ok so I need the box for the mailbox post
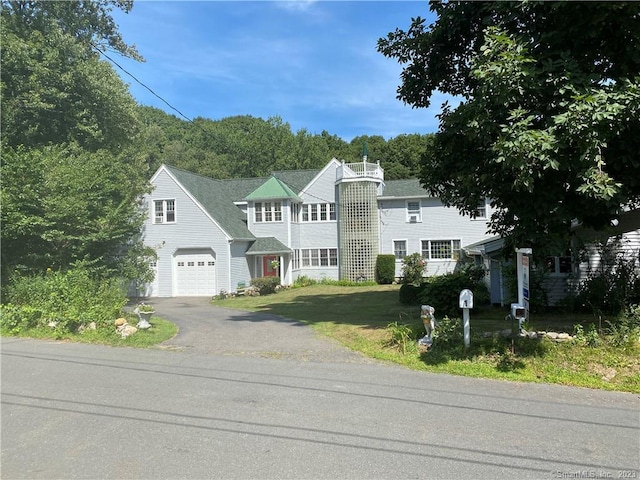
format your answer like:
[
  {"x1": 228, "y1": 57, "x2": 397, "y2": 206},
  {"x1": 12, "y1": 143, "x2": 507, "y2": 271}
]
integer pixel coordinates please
[{"x1": 459, "y1": 289, "x2": 473, "y2": 348}]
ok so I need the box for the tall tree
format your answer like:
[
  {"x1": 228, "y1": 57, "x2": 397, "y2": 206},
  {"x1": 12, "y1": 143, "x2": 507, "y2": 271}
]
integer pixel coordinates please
[
  {"x1": 1, "y1": 1, "x2": 153, "y2": 282},
  {"x1": 379, "y1": 2, "x2": 640, "y2": 251},
  {"x1": 1, "y1": 0, "x2": 142, "y2": 151}
]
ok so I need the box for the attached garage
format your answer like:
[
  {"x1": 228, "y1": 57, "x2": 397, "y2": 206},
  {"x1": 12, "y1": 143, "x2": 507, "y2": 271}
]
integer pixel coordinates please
[{"x1": 174, "y1": 249, "x2": 216, "y2": 296}]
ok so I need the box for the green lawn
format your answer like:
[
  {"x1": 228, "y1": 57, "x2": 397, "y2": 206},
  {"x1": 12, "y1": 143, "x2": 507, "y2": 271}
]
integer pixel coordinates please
[
  {"x1": 214, "y1": 284, "x2": 640, "y2": 393},
  {"x1": 2, "y1": 315, "x2": 178, "y2": 349}
]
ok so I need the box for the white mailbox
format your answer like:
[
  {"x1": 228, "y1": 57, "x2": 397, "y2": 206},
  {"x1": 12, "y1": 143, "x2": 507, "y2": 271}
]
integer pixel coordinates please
[
  {"x1": 459, "y1": 289, "x2": 474, "y2": 309},
  {"x1": 511, "y1": 303, "x2": 526, "y2": 320}
]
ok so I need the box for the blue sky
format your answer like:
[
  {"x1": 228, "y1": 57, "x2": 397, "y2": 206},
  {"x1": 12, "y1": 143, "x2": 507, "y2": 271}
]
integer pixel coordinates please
[{"x1": 111, "y1": 1, "x2": 443, "y2": 141}]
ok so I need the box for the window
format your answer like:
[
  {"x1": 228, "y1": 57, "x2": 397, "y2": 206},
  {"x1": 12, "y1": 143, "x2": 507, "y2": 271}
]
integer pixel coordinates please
[
  {"x1": 475, "y1": 199, "x2": 487, "y2": 219},
  {"x1": 545, "y1": 254, "x2": 572, "y2": 274},
  {"x1": 298, "y1": 249, "x2": 338, "y2": 268},
  {"x1": 407, "y1": 201, "x2": 421, "y2": 223},
  {"x1": 320, "y1": 204, "x2": 327, "y2": 221},
  {"x1": 292, "y1": 204, "x2": 300, "y2": 223},
  {"x1": 154, "y1": 200, "x2": 176, "y2": 224},
  {"x1": 421, "y1": 240, "x2": 429, "y2": 259},
  {"x1": 329, "y1": 249, "x2": 338, "y2": 266},
  {"x1": 425, "y1": 240, "x2": 461, "y2": 260},
  {"x1": 254, "y1": 201, "x2": 282, "y2": 223},
  {"x1": 299, "y1": 203, "x2": 336, "y2": 222},
  {"x1": 394, "y1": 240, "x2": 407, "y2": 260},
  {"x1": 320, "y1": 249, "x2": 329, "y2": 266}
]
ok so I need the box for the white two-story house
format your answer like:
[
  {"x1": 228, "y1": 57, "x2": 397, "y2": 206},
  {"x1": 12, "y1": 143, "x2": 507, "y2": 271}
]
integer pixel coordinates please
[{"x1": 138, "y1": 158, "x2": 494, "y2": 297}]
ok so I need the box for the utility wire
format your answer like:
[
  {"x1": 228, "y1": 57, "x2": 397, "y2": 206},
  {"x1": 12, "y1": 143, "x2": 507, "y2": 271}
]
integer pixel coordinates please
[{"x1": 90, "y1": 43, "x2": 195, "y2": 124}]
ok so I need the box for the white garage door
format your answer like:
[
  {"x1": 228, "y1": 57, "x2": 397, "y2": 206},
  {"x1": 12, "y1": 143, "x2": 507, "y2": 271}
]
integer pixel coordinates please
[{"x1": 175, "y1": 251, "x2": 216, "y2": 296}]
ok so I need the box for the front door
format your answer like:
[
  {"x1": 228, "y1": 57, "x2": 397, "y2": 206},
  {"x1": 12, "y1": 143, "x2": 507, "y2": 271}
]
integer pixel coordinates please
[{"x1": 263, "y1": 255, "x2": 279, "y2": 277}]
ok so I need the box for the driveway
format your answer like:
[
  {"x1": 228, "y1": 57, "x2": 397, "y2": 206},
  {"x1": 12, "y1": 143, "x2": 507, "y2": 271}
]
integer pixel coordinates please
[{"x1": 143, "y1": 297, "x2": 374, "y2": 363}]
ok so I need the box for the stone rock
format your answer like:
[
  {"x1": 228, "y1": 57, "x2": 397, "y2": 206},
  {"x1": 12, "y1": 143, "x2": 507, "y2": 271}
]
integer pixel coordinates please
[
  {"x1": 47, "y1": 321, "x2": 57, "y2": 328},
  {"x1": 117, "y1": 324, "x2": 138, "y2": 338},
  {"x1": 557, "y1": 333, "x2": 571, "y2": 340},
  {"x1": 114, "y1": 318, "x2": 127, "y2": 327},
  {"x1": 546, "y1": 332, "x2": 559, "y2": 339},
  {"x1": 528, "y1": 332, "x2": 538, "y2": 339},
  {"x1": 88, "y1": 322, "x2": 97, "y2": 330}
]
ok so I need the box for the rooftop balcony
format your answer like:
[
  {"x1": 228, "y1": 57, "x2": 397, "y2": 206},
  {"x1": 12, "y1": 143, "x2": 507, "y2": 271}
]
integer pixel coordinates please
[{"x1": 336, "y1": 159, "x2": 384, "y2": 183}]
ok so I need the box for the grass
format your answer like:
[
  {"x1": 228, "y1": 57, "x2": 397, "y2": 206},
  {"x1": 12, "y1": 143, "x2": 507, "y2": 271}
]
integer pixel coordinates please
[
  {"x1": 2, "y1": 314, "x2": 178, "y2": 349},
  {"x1": 214, "y1": 284, "x2": 640, "y2": 393}
]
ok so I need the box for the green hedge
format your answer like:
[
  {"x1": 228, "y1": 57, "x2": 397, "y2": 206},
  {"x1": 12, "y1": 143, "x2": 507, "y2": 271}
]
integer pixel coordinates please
[
  {"x1": 250, "y1": 276, "x2": 281, "y2": 295},
  {"x1": 375, "y1": 255, "x2": 396, "y2": 284},
  {"x1": 418, "y1": 266, "x2": 489, "y2": 317}
]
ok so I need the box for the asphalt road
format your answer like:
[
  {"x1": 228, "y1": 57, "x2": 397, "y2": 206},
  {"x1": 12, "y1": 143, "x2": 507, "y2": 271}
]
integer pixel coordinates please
[{"x1": 1, "y1": 299, "x2": 639, "y2": 480}]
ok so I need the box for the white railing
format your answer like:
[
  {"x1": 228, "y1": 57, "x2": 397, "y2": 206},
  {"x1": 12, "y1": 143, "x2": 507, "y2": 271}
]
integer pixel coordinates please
[{"x1": 336, "y1": 160, "x2": 384, "y2": 182}]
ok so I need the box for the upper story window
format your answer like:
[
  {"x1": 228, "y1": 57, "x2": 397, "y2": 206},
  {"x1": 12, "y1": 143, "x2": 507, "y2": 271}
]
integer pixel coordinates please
[
  {"x1": 475, "y1": 199, "x2": 487, "y2": 219},
  {"x1": 407, "y1": 201, "x2": 421, "y2": 223},
  {"x1": 154, "y1": 199, "x2": 176, "y2": 224},
  {"x1": 393, "y1": 240, "x2": 407, "y2": 260},
  {"x1": 300, "y1": 203, "x2": 336, "y2": 222},
  {"x1": 422, "y1": 239, "x2": 461, "y2": 260},
  {"x1": 255, "y1": 201, "x2": 282, "y2": 223}
]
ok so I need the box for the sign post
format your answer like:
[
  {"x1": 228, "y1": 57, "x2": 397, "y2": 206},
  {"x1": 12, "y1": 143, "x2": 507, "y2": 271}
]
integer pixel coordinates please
[{"x1": 515, "y1": 248, "x2": 532, "y2": 320}]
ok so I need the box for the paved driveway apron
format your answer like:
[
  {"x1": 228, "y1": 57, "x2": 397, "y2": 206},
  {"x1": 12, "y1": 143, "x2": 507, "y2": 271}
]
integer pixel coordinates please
[{"x1": 148, "y1": 297, "x2": 373, "y2": 363}]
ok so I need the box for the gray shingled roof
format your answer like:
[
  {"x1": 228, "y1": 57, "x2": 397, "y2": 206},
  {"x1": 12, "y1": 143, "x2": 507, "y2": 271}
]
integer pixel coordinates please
[
  {"x1": 272, "y1": 169, "x2": 321, "y2": 193},
  {"x1": 380, "y1": 178, "x2": 431, "y2": 198},
  {"x1": 164, "y1": 165, "x2": 255, "y2": 240},
  {"x1": 163, "y1": 164, "x2": 430, "y2": 241},
  {"x1": 245, "y1": 237, "x2": 292, "y2": 255}
]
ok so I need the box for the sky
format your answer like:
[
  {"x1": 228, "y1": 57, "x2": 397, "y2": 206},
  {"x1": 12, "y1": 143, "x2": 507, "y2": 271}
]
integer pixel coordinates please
[{"x1": 110, "y1": 1, "x2": 443, "y2": 142}]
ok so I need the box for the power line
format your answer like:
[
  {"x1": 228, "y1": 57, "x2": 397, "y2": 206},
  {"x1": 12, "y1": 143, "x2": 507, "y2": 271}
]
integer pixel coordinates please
[{"x1": 90, "y1": 43, "x2": 195, "y2": 124}]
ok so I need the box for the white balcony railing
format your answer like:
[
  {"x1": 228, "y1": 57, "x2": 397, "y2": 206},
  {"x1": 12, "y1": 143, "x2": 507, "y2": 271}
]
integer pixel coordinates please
[{"x1": 336, "y1": 160, "x2": 384, "y2": 182}]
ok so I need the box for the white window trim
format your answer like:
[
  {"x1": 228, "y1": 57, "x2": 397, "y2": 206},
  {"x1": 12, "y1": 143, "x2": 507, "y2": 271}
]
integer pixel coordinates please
[
  {"x1": 300, "y1": 203, "x2": 337, "y2": 223},
  {"x1": 254, "y1": 201, "x2": 283, "y2": 223},
  {"x1": 297, "y1": 248, "x2": 338, "y2": 268},
  {"x1": 423, "y1": 239, "x2": 461, "y2": 261},
  {"x1": 153, "y1": 199, "x2": 176, "y2": 224},
  {"x1": 406, "y1": 200, "x2": 422, "y2": 223},
  {"x1": 473, "y1": 198, "x2": 488, "y2": 220},
  {"x1": 393, "y1": 239, "x2": 407, "y2": 261}
]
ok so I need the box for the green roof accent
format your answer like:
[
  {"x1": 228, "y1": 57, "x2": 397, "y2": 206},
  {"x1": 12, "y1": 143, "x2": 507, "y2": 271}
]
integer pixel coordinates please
[
  {"x1": 164, "y1": 165, "x2": 255, "y2": 240},
  {"x1": 245, "y1": 237, "x2": 292, "y2": 255},
  {"x1": 380, "y1": 178, "x2": 431, "y2": 198},
  {"x1": 244, "y1": 176, "x2": 303, "y2": 202}
]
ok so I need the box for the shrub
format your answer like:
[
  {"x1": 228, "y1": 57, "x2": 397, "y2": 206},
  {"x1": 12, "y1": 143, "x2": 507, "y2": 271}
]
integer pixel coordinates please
[
  {"x1": 386, "y1": 321, "x2": 418, "y2": 354},
  {"x1": 401, "y1": 253, "x2": 426, "y2": 285},
  {"x1": 4, "y1": 263, "x2": 128, "y2": 333},
  {"x1": 375, "y1": 255, "x2": 396, "y2": 284},
  {"x1": 250, "y1": 276, "x2": 281, "y2": 295},
  {"x1": 399, "y1": 283, "x2": 421, "y2": 305},
  {"x1": 432, "y1": 316, "x2": 463, "y2": 350},
  {"x1": 0, "y1": 304, "x2": 44, "y2": 334},
  {"x1": 417, "y1": 266, "x2": 488, "y2": 317},
  {"x1": 293, "y1": 275, "x2": 317, "y2": 288},
  {"x1": 575, "y1": 242, "x2": 640, "y2": 315},
  {"x1": 606, "y1": 304, "x2": 640, "y2": 347}
]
